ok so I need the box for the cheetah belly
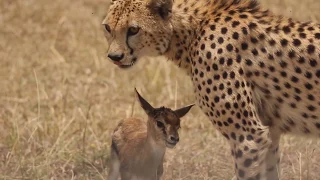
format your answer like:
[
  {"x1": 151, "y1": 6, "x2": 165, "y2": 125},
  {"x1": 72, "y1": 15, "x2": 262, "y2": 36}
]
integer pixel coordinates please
[
  {"x1": 251, "y1": 78, "x2": 320, "y2": 137},
  {"x1": 191, "y1": 69, "x2": 320, "y2": 137}
]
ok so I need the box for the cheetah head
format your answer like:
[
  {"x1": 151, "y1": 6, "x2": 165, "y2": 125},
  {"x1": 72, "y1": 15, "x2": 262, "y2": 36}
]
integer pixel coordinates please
[{"x1": 102, "y1": 0, "x2": 173, "y2": 69}]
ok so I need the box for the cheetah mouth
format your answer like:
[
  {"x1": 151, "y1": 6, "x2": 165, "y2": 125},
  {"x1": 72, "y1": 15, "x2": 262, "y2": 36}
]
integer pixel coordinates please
[{"x1": 116, "y1": 58, "x2": 137, "y2": 69}]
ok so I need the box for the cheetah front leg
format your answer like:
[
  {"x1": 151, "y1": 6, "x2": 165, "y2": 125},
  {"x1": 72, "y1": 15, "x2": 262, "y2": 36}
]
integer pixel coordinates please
[
  {"x1": 235, "y1": 128, "x2": 280, "y2": 180},
  {"x1": 228, "y1": 128, "x2": 271, "y2": 180},
  {"x1": 198, "y1": 79, "x2": 273, "y2": 180},
  {"x1": 264, "y1": 128, "x2": 281, "y2": 180},
  {"x1": 203, "y1": 100, "x2": 272, "y2": 179}
]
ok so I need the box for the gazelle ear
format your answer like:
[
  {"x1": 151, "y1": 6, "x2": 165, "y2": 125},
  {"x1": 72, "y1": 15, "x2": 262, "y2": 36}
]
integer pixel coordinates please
[
  {"x1": 147, "y1": 0, "x2": 173, "y2": 20},
  {"x1": 135, "y1": 88, "x2": 154, "y2": 115},
  {"x1": 174, "y1": 104, "x2": 194, "y2": 118}
]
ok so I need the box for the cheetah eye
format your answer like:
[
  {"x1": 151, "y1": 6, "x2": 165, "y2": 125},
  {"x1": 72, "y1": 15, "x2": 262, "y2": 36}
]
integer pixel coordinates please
[
  {"x1": 104, "y1": 24, "x2": 111, "y2": 33},
  {"x1": 128, "y1": 26, "x2": 140, "y2": 36},
  {"x1": 156, "y1": 121, "x2": 164, "y2": 128}
]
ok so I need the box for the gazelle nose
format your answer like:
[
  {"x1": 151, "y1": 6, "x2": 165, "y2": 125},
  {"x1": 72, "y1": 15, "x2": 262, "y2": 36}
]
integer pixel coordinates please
[
  {"x1": 108, "y1": 53, "x2": 124, "y2": 62},
  {"x1": 170, "y1": 136, "x2": 179, "y2": 142}
]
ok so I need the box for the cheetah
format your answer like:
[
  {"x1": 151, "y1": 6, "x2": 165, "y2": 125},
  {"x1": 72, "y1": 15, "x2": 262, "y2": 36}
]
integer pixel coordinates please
[{"x1": 102, "y1": 0, "x2": 320, "y2": 179}]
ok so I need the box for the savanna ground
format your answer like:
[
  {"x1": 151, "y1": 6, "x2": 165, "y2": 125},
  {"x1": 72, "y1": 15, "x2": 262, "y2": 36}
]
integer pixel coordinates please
[{"x1": 1, "y1": 0, "x2": 320, "y2": 179}]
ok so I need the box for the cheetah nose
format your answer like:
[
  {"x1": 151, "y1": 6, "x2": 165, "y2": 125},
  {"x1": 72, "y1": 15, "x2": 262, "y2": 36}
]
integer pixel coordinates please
[
  {"x1": 170, "y1": 136, "x2": 179, "y2": 143},
  {"x1": 108, "y1": 53, "x2": 124, "y2": 62}
]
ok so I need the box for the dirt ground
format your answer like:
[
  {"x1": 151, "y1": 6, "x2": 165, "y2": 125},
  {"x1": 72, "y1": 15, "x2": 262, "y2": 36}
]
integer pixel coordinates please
[{"x1": 1, "y1": 0, "x2": 320, "y2": 179}]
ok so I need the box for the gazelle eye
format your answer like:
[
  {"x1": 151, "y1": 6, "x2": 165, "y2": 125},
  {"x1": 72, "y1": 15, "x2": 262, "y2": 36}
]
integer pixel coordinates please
[
  {"x1": 156, "y1": 121, "x2": 164, "y2": 128},
  {"x1": 128, "y1": 26, "x2": 140, "y2": 36},
  {"x1": 104, "y1": 24, "x2": 111, "y2": 33}
]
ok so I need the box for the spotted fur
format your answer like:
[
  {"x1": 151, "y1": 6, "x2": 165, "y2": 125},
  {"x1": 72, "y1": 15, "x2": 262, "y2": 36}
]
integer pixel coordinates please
[{"x1": 103, "y1": 0, "x2": 320, "y2": 179}]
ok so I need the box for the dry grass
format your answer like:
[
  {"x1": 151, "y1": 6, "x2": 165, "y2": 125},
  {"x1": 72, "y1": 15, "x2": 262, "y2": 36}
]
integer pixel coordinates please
[{"x1": 0, "y1": 0, "x2": 320, "y2": 179}]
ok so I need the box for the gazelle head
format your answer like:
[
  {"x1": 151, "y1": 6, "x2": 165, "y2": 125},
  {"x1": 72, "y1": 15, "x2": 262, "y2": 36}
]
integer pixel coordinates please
[{"x1": 135, "y1": 88, "x2": 194, "y2": 148}]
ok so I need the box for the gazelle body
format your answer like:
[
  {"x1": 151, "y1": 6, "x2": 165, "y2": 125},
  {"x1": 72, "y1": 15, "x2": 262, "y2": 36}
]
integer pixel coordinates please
[{"x1": 108, "y1": 89, "x2": 194, "y2": 180}]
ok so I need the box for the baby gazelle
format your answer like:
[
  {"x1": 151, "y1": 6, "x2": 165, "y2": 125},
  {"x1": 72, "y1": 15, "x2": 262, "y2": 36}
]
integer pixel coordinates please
[{"x1": 108, "y1": 89, "x2": 194, "y2": 180}]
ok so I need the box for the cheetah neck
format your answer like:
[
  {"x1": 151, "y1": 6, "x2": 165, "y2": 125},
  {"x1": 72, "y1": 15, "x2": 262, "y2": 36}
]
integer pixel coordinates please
[
  {"x1": 164, "y1": 0, "x2": 207, "y2": 75},
  {"x1": 165, "y1": 0, "x2": 264, "y2": 75}
]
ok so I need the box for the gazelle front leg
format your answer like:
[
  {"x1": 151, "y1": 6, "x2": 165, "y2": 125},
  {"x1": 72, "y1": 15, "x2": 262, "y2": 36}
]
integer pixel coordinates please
[
  {"x1": 107, "y1": 147, "x2": 120, "y2": 180},
  {"x1": 156, "y1": 163, "x2": 164, "y2": 180}
]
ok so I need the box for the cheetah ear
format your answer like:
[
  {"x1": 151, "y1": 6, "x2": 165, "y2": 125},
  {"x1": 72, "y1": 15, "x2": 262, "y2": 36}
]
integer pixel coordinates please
[
  {"x1": 148, "y1": 0, "x2": 173, "y2": 20},
  {"x1": 174, "y1": 104, "x2": 194, "y2": 118},
  {"x1": 135, "y1": 88, "x2": 154, "y2": 116}
]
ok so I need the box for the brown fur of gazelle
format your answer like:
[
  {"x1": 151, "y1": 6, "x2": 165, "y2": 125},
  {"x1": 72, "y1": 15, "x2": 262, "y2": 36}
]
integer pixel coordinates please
[{"x1": 108, "y1": 89, "x2": 194, "y2": 180}]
